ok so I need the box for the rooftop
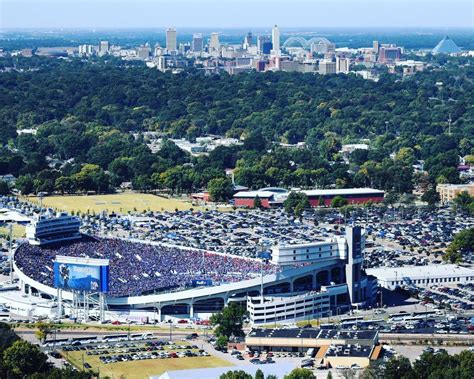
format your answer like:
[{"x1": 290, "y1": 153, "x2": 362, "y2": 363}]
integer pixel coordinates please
[
  {"x1": 247, "y1": 328, "x2": 377, "y2": 341},
  {"x1": 302, "y1": 188, "x2": 384, "y2": 197},
  {"x1": 325, "y1": 343, "x2": 373, "y2": 358},
  {"x1": 432, "y1": 36, "x2": 461, "y2": 55},
  {"x1": 367, "y1": 264, "x2": 474, "y2": 281}
]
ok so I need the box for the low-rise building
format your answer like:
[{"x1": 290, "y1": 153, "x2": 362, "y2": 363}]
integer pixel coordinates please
[
  {"x1": 233, "y1": 187, "x2": 384, "y2": 208},
  {"x1": 436, "y1": 183, "x2": 474, "y2": 203},
  {"x1": 367, "y1": 264, "x2": 474, "y2": 290}
]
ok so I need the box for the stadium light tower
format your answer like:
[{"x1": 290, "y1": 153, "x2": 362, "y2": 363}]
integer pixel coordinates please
[
  {"x1": 8, "y1": 223, "x2": 13, "y2": 283},
  {"x1": 258, "y1": 239, "x2": 272, "y2": 303}
]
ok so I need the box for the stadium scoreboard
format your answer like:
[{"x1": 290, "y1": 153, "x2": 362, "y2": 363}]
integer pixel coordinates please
[{"x1": 54, "y1": 256, "x2": 109, "y2": 293}]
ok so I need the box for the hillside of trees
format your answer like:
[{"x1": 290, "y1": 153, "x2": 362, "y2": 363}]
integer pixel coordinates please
[{"x1": 0, "y1": 56, "x2": 472, "y2": 198}]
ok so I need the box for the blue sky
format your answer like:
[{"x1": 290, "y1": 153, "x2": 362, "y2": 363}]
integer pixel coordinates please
[{"x1": 1, "y1": 0, "x2": 473, "y2": 29}]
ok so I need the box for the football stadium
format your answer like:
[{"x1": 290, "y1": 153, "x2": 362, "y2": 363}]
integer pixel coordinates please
[{"x1": 11, "y1": 212, "x2": 377, "y2": 323}]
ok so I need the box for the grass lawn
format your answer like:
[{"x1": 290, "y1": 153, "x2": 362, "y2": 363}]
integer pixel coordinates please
[
  {"x1": 64, "y1": 350, "x2": 232, "y2": 378},
  {"x1": 26, "y1": 193, "x2": 204, "y2": 214},
  {"x1": 0, "y1": 224, "x2": 25, "y2": 238}
]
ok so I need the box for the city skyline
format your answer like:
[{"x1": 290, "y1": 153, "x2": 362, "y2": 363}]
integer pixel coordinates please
[{"x1": 1, "y1": 0, "x2": 473, "y2": 29}]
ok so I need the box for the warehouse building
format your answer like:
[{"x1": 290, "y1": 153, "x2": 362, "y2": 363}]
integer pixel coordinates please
[
  {"x1": 233, "y1": 187, "x2": 384, "y2": 208},
  {"x1": 367, "y1": 264, "x2": 474, "y2": 290},
  {"x1": 246, "y1": 328, "x2": 378, "y2": 351},
  {"x1": 245, "y1": 328, "x2": 381, "y2": 368}
]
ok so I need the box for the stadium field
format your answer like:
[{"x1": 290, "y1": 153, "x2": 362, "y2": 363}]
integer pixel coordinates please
[
  {"x1": 64, "y1": 350, "x2": 233, "y2": 378},
  {"x1": 26, "y1": 193, "x2": 204, "y2": 214}
]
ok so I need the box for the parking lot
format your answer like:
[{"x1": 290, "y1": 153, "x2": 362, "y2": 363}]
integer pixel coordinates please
[{"x1": 2, "y1": 195, "x2": 473, "y2": 264}]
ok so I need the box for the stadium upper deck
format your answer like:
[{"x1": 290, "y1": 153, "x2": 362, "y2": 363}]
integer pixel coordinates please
[{"x1": 14, "y1": 236, "x2": 279, "y2": 297}]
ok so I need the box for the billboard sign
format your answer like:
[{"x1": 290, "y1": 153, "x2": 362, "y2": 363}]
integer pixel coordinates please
[
  {"x1": 54, "y1": 256, "x2": 109, "y2": 293},
  {"x1": 191, "y1": 279, "x2": 213, "y2": 287}
]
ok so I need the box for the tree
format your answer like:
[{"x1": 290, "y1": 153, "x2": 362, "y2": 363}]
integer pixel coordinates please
[
  {"x1": 0, "y1": 180, "x2": 9, "y2": 195},
  {"x1": 255, "y1": 369, "x2": 264, "y2": 379},
  {"x1": 284, "y1": 192, "x2": 310, "y2": 215},
  {"x1": 452, "y1": 191, "x2": 473, "y2": 213},
  {"x1": 421, "y1": 188, "x2": 440, "y2": 206},
  {"x1": 331, "y1": 195, "x2": 348, "y2": 208},
  {"x1": 207, "y1": 177, "x2": 234, "y2": 202},
  {"x1": 209, "y1": 303, "x2": 246, "y2": 339},
  {"x1": 54, "y1": 176, "x2": 75, "y2": 195},
  {"x1": 2, "y1": 339, "x2": 50, "y2": 377},
  {"x1": 219, "y1": 370, "x2": 253, "y2": 379},
  {"x1": 383, "y1": 356, "x2": 413, "y2": 379},
  {"x1": 216, "y1": 335, "x2": 229, "y2": 350},
  {"x1": 73, "y1": 164, "x2": 110, "y2": 193},
  {"x1": 253, "y1": 195, "x2": 263, "y2": 209},
  {"x1": 15, "y1": 175, "x2": 34, "y2": 195},
  {"x1": 444, "y1": 228, "x2": 474, "y2": 263},
  {"x1": 35, "y1": 321, "x2": 53, "y2": 343},
  {"x1": 384, "y1": 192, "x2": 399, "y2": 207},
  {"x1": 326, "y1": 372, "x2": 333, "y2": 379},
  {"x1": 283, "y1": 368, "x2": 316, "y2": 379}
]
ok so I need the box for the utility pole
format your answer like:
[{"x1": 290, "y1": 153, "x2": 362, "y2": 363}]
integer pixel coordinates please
[
  {"x1": 448, "y1": 115, "x2": 452, "y2": 136},
  {"x1": 8, "y1": 223, "x2": 13, "y2": 284}
]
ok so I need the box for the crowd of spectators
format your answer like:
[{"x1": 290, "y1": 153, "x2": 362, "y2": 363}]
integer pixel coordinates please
[{"x1": 14, "y1": 237, "x2": 279, "y2": 297}]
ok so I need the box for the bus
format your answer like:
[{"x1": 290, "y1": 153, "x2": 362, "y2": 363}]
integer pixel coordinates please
[
  {"x1": 71, "y1": 336, "x2": 97, "y2": 344},
  {"x1": 306, "y1": 348, "x2": 316, "y2": 358},
  {"x1": 103, "y1": 334, "x2": 128, "y2": 341}
]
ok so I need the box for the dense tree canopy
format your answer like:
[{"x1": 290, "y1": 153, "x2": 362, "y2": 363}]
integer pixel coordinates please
[{"x1": 0, "y1": 56, "x2": 472, "y2": 196}]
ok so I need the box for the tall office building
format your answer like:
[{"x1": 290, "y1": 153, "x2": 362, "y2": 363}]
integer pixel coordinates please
[
  {"x1": 319, "y1": 60, "x2": 337, "y2": 75},
  {"x1": 79, "y1": 44, "x2": 95, "y2": 57},
  {"x1": 257, "y1": 36, "x2": 272, "y2": 54},
  {"x1": 99, "y1": 41, "x2": 110, "y2": 55},
  {"x1": 271, "y1": 25, "x2": 280, "y2": 55},
  {"x1": 192, "y1": 33, "x2": 203, "y2": 52},
  {"x1": 378, "y1": 45, "x2": 401, "y2": 63},
  {"x1": 209, "y1": 32, "x2": 220, "y2": 54},
  {"x1": 373, "y1": 40, "x2": 379, "y2": 53},
  {"x1": 166, "y1": 28, "x2": 177, "y2": 52},
  {"x1": 336, "y1": 57, "x2": 350, "y2": 74},
  {"x1": 243, "y1": 32, "x2": 253, "y2": 49},
  {"x1": 137, "y1": 45, "x2": 151, "y2": 60}
]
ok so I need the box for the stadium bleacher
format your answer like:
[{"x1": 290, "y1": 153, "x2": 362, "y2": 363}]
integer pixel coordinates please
[{"x1": 14, "y1": 237, "x2": 279, "y2": 297}]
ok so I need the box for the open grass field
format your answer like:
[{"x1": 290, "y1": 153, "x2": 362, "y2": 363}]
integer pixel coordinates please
[
  {"x1": 0, "y1": 224, "x2": 25, "y2": 238},
  {"x1": 26, "y1": 193, "x2": 204, "y2": 214},
  {"x1": 64, "y1": 350, "x2": 232, "y2": 379}
]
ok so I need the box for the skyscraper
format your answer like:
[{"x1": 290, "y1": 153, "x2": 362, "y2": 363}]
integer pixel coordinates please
[
  {"x1": 243, "y1": 32, "x2": 253, "y2": 49},
  {"x1": 99, "y1": 41, "x2": 110, "y2": 55},
  {"x1": 209, "y1": 32, "x2": 220, "y2": 54},
  {"x1": 166, "y1": 28, "x2": 177, "y2": 52},
  {"x1": 378, "y1": 45, "x2": 401, "y2": 63},
  {"x1": 257, "y1": 36, "x2": 271, "y2": 54},
  {"x1": 373, "y1": 40, "x2": 379, "y2": 54},
  {"x1": 271, "y1": 25, "x2": 280, "y2": 56},
  {"x1": 336, "y1": 57, "x2": 350, "y2": 74},
  {"x1": 319, "y1": 60, "x2": 336, "y2": 75},
  {"x1": 192, "y1": 33, "x2": 203, "y2": 52}
]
